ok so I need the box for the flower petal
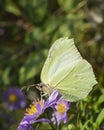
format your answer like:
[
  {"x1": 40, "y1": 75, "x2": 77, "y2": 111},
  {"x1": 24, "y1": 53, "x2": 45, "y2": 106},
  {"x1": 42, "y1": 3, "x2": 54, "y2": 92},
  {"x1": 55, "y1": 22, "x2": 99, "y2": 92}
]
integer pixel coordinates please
[
  {"x1": 18, "y1": 121, "x2": 34, "y2": 130},
  {"x1": 34, "y1": 118, "x2": 50, "y2": 124},
  {"x1": 44, "y1": 90, "x2": 60, "y2": 109}
]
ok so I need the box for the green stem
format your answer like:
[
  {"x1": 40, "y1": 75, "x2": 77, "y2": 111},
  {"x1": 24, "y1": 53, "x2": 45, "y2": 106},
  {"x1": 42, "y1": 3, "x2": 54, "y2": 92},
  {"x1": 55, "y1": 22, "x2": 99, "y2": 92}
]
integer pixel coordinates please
[
  {"x1": 46, "y1": 111, "x2": 56, "y2": 130},
  {"x1": 57, "y1": 125, "x2": 59, "y2": 130}
]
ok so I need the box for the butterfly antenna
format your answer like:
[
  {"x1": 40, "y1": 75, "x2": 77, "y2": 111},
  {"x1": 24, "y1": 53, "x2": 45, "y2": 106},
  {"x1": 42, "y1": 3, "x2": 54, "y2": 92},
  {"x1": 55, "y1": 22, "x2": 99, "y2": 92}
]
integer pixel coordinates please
[
  {"x1": 21, "y1": 84, "x2": 37, "y2": 91},
  {"x1": 27, "y1": 84, "x2": 37, "y2": 91}
]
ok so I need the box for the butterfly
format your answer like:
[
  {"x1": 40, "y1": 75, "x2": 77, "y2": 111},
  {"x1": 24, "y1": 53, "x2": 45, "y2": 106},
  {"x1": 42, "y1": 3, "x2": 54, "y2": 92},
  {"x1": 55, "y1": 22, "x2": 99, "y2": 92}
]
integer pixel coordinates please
[{"x1": 37, "y1": 37, "x2": 97, "y2": 102}]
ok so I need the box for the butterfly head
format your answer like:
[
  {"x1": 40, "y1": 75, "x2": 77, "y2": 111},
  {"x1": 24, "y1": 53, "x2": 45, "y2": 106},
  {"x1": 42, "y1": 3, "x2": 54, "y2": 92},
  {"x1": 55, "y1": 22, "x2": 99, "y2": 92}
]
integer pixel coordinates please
[{"x1": 36, "y1": 83, "x2": 55, "y2": 97}]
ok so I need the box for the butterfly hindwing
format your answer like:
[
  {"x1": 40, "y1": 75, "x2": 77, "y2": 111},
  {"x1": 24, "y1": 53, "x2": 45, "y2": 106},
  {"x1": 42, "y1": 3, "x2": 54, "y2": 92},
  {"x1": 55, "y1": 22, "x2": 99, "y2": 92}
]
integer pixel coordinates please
[{"x1": 57, "y1": 60, "x2": 97, "y2": 101}]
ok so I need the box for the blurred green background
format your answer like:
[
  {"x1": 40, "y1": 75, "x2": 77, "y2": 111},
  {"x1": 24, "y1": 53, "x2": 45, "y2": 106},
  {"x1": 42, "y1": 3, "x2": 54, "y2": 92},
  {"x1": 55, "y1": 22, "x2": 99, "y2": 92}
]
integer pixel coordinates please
[{"x1": 0, "y1": 0, "x2": 104, "y2": 130}]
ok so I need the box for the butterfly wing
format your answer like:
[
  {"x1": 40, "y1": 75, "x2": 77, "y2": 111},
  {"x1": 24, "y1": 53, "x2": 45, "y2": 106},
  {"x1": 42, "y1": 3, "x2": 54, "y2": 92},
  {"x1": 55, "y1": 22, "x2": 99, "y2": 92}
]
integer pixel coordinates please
[
  {"x1": 56, "y1": 59, "x2": 97, "y2": 101},
  {"x1": 41, "y1": 37, "x2": 82, "y2": 86}
]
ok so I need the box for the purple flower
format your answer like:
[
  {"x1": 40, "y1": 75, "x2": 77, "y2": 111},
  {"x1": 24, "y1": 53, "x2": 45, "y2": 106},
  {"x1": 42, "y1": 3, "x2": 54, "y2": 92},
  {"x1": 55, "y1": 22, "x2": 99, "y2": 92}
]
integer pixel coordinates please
[
  {"x1": 18, "y1": 90, "x2": 59, "y2": 130},
  {"x1": 3, "y1": 87, "x2": 26, "y2": 111},
  {"x1": 52, "y1": 98, "x2": 70, "y2": 125}
]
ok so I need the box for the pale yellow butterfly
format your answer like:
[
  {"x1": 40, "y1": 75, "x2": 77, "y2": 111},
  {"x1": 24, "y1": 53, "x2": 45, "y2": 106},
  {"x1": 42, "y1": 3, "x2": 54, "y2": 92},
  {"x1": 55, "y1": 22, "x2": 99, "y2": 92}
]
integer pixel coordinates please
[{"x1": 39, "y1": 37, "x2": 97, "y2": 102}]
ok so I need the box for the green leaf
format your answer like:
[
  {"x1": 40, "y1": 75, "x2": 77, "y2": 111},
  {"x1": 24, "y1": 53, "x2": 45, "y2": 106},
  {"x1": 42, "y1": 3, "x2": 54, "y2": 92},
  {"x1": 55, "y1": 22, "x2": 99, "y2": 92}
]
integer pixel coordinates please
[
  {"x1": 68, "y1": 124, "x2": 76, "y2": 130},
  {"x1": 94, "y1": 108, "x2": 104, "y2": 129},
  {"x1": 5, "y1": 0, "x2": 20, "y2": 15},
  {"x1": 2, "y1": 67, "x2": 11, "y2": 85},
  {"x1": 58, "y1": 0, "x2": 73, "y2": 12}
]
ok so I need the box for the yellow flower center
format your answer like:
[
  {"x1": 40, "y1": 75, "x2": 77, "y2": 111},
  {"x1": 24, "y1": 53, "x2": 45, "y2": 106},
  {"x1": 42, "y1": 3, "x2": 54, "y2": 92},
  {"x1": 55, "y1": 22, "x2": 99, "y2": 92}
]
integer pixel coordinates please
[
  {"x1": 57, "y1": 103, "x2": 66, "y2": 114},
  {"x1": 26, "y1": 101, "x2": 44, "y2": 115},
  {"x1": 9, "y1": 94, "x2": 17, "y2": 102}
]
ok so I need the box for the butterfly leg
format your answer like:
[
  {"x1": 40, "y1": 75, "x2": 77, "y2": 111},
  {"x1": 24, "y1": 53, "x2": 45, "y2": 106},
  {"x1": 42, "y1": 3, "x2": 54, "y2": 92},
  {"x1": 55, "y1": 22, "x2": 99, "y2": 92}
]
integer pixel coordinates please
[{"x1": 40, "y1": 91, "x2": 48, "y2": 101}]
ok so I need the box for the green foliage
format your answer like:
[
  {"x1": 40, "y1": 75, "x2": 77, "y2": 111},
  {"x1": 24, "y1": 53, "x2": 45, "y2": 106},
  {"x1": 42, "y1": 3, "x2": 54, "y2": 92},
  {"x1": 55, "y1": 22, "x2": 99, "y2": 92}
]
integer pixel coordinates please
[{"x1": 0, "y1": 0, "x2": 104, "y2": 129}]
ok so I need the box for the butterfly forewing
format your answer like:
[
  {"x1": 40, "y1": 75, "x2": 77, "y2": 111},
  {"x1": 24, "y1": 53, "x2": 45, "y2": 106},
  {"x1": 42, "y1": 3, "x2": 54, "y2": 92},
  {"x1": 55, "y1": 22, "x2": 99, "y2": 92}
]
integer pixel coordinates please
[{"x1": 41, "y1": 37, "x2": 82, "y2": 86}]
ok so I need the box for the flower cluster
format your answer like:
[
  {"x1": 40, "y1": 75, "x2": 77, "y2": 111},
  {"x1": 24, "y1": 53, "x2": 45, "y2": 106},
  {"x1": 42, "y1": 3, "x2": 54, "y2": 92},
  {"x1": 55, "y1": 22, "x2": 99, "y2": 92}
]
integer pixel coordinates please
[{"x1": 18, "y1": 90, "x2": 70, "y2": 130}]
